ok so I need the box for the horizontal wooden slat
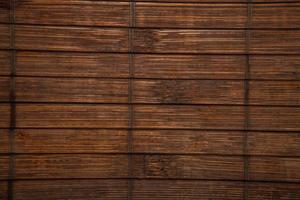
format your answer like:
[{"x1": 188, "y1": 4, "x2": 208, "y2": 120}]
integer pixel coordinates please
[
  {"x1": 133, "y1": 80, "x2": 244, "y2": 104},
  {"x1": 133, "y1": 29, "x2": 246, "y2": 54},
  {"x1": 0, "y1": 129, "x2": 9, "y2": 154},
  {"x1": 16, "y1": 51, "x2": 129, "y2": 78},
  {"x1": 0, "y1": 24, "x2": 10, "y2": 49},
  {"x1": 13, "y1": 180, "x2": 128, "y2": 200},
  {"x1": 16, "y1": 104, "x2": 129, "y2": 128},
  {"x1": 0, "y1": 51, "x2": 11, "y2": 76},
  {"x1": 134, "y1": 105, "x2": 245, "y2": 130},
  {"x1": 0, "y1": 156, "x2": 9, "y2": 180},
  {"x1": 0, "y1": 181, "x2": 8, "y2": 200},
  {"x1": 0, "y1": 77, "x2": 10, "y2": 102},
  {"x1": 250, "y1": 55, "x2": 300, "y2": 80},
  {"x1": 132, "y1": 155, "x2": 244, "y2": 180},
  {"x1": 250, "y1": 30, "x2": 300, "y2": 54},
  {"x1": 15, "y1": 25, "x2": 129, "y2": 52},
  {"x1": 249, "y1": 107, "x2": 300, "y2": 131},
  {"x1": 15, "y1": 0, "x2": 130, "y2": 27},
  {"x1": 132, "y1": 130, "x2": 243, "y2": 154},
  {"x1": 135, "y1": 3, "x2": 247, "y2": 28},
  {"x1": 134, "y1": 54, "x2": 246, "y2": 79},
  {"x1": 0, "y1": 1, "x2": 9, "y2": 23},
  {"x1": 15, "y1": 77, "x2": 129, "y2": 103},
  {"x1": 249, "y1": 157, "x2": 300, "y2": 182},
  {"x1": 249, "y1": 81, "x2": 300, "y2": 106},
  {"x1": 135, "y1": 0, "x2": 247, "y2": 2},
  {"x1": 13, "y1": 129, "x2": 128, "y2": 153},
  {"x1": 248, "y1": 132, "x2": 300, "y2": 156},
  {"x1": 0, "y1": 104, "x2": 10, "y2": 128},
  {"x1": 252, "y1": 3, "x2": 300, "y2": 28},
  {"x1": 133, "y1": 180, "x2": 244, "y2": 200},
  {"x1": 14, "y1": 155, "x2": 128, "y2": 179},
  {"x1": 248, "y1": 182, "x2": 300, "y2": 200}
]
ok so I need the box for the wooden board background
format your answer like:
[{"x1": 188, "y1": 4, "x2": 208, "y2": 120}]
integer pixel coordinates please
[{"x1": 0, "y1": 0, "x2": 300, "y2": 199}]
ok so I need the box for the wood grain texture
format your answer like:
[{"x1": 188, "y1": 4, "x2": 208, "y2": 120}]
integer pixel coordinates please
[
  {"x1": 0, "y1": 51, "x2": 11, "y2": 76},
  {"x1": 249, "y1": 157, "x2": 300, "y2": 182},
  {"x1": 248, "y1": 132, "x2": 300, "y2": 156},
  {"x1": 0, "y1": 156, "x2": 9, "y2": 180},
  {"x1": 13, "y1": 180, "x2": 128, "y2": 200},
  {"x1": 0, "y1": 24, "x2": 10, "y2": 49},
  {"x1": 132, "y1": 130, "x2": 243, "y2": 155},
  {"x1": 249, "y1": 107, "x2": 300, "y2": 131},
  {"x1": 135, "y1": 3, "x2": 247, "y2": 28},
  {"x1": 252, "y1": 3, "x2": 300, "y2": 28},
  {"x1": 0, "y1": 129, "x2": 9, "y2": 153},
  {"x1": 249, "y1": 81, "x2": 300, "y2": 106},
  {"x1": 14, "y1": 155, "x2": 128, "y2": 179},
  {"x1": 134, "y1": 105, "x2": 245, "y2": 130},
  {"x1": 16, "y1": 104, "x2": 129, "y2": 128},
  {"x1": 0, "y1": 1, "x2": 10, "y2": 23},
  {"x1": 15, "y1": 25, "x2": 129, "y2": 52},
  {"x1": 250, "y1": 55, "x2": 300, "y2": 80},
  {"x1": 133, "y1": 29, "x2": 246, "y2": 54},
  {"x1": 15, "y1": 77, "x2": 129, "y2": 103},
  {"x1": 132, "y1": 155, "x2": 244, "y2": 180},
  {"x1": 134, "y1": 54, "x2": 246, "y2": 79},
  {"x1": 250, "y1": 30, "x2": 300, "y2": 54},
  {"x1": 0, "y1": 181, "x2": 8, "y2": 200},
  {"x1": 16, "y1": 51, "x2": 130, "y2": 78},
  {"x1": 15, "y1": 0, "x2": 130, "y2": 27},
  {"x1": 0, "y1": 77, "x2": 10, "y2": 102},
  {"x1": 133, "y1": 80, "x2": 244, "y2": 104},
  {"x1": 132, "y1": 180, "x2": 244, "y2": 200},
  {"x1": 0, "y1": 104, "x2": 10, "y2": 128},
  {"x1": 13, "y1": 129, "x2": 128, "y2": 153},
  {"x1": 248, "y1": 182, "x2": 300, "y2": 200},
  {"x1": 135, "y1": 0, "x2": 247, "y2": 2}
]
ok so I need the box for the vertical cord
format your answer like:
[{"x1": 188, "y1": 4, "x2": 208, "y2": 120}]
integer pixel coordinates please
[
  {"x1": 8, "y1": 0, "x2": 16, "y2": 200},
  {"x1": 127, "y1": 1, "x2": 135, "y2": 199},
  {"x1": 244, "y1": 1, "x2": 252, "y2": 200}
]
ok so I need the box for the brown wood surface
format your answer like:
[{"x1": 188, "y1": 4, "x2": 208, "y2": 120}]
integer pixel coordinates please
[
  {"x1": 0, "y1": 104, "x2": 10, "y2": 128},
  {"x1": 0, "y1": 181, "x2": 8, "y2": 200},
  {"x1": 0, "y1": 77, "x2": 10, "y2": 102},
  {"x1": 0, "y1": 2, "x2": 9, "y2": 23},
  {"x1": 0, "y1": 51, "x2": 11, "y2": 76},
  {"x1": 0, "y1": 24, "x2": 10, "y2": 49},
  {"x1": 0, "y1": 129, "x2": 9, "y2": 154},
  {"x1": 0, "y1": 156, "x2": 9, "y2": 180}
]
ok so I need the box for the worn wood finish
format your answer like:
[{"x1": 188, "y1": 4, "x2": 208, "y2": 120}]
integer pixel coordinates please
[
  {"x1": 16, "y1": 104, "x2": 129, "y2": 128},
  {"x1": 132, "y1": 130, "x2": 243, "y2": 155},
  {"x1": 16, "y1": 51, "x2": 130, "y2": 78},
  {"x1": 14, "y1": 154, "x2": 129, "y2": 179},
  {"x1": 0, "y1": 51, "x2": 11, "y2": 76},
  {"x1": 0, "y1": 129, "x2": 9, "y2": 153},
  {"x1": 132, "y1": 180, "x2": 244, "y2": 200},
  {"x1": 249, "y1": 157, "x2": 300, "y2": 182},
  {"x1": 15, "y1": 77, "x2": 129, "y2": 103},
  {"x1": 0, "y1": 104, "x2": 10, "y2": 128},
  {"x1": 0, "y1": 156, "x2": 9, "y2": 180},
  {"x1": 0, "y1": 77, "x2": 10, "y2": 102},
  {"x1": 132, "y1": 155, "x2": 244, "y2": 180},
  {"x1": 133, "y1": 80, "x2": 244, "y2": 104},
  {"x1": 0, "y1": 181, "x2": 8, "y2": 200},
  {"x1": 0, "y1": 24, "x2": 10, "y2": 49},
  {"x1": 15, "y1": 0, "x2": 130, "y2": 27},
  {"x1": 135, "y1": 3, "x2": 247, "y2": 28},
  {"x1": 13, "y1": 129, "x2": 128, "y2": 153}
]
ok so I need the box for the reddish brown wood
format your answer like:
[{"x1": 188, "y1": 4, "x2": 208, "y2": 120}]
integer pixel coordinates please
[
  {"x1": 0, "y1": 24, "x2": 10, "y2": 49},
  {"x1": 0, "y1": 156, "x2": 9, "y2": 180},
  {"x1": 0, "y1": 51, "x2": 11, "y2": 76},
  {"x1": 0, "y1": 104, "x2": 10, "y2": 128},
  {"x1": 0, "y1": 181, "x2": 8, "y2": 200},
  {"x1": 0, "y1": 77, "x2": 10, "y2": 102},
  {"x1": 0, "y1": 129, "x2": 9, "y2": 154}
]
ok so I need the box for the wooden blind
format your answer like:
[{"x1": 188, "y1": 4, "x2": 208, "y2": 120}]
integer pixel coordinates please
[{"x1": 0, "y1": 0, "x2": 300, "y2": 199}]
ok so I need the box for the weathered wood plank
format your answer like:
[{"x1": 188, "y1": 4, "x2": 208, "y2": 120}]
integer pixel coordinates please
[
  {"x1": 133, "y1": 29, "x2": 246, "y2": 54},
  {"x1": 13, "y1": 180, "x2": 128, "y2": 200},
  {"x1": 16, "y1": 104, "x2": 129, "y2": 128},
  {"x1": 135, "y1": 3, "x2": 247, "y2": 28},
  {"x1": 0, "y1": 77, "x2": 10, "y2": 102},
  {"x1": 0, "y1": 181, "x2": 8, "y2": 200},
  {"x1": 134, "y1": 54, "x2": 246, "y2": 79},
  {"x1": 250, "y1": 55, "x2": 300, "y2": 80},
  {"x1": 0, "y1": 51, "x2": 11, "y2": 76},
  {"x1": 249, "y1": 157, "x2": 300, "y2": 182},
  {"x1": 132, "y1": 180, "x2": 244, "y2": 200},
  {"x1": 0, "y1": 129, "x2": 9, "y2": 154},
  {"x1": 0, "y1": 1, "x2": 9, "y2": 23},
  {"x1": 15, "y1": 25, "x2": 129, "y2": 52},
  {"x1": 0, "y1": 156, "x2": 9, "y2": 180},
  {"x1": 16, "y1": 51, "x2": 129, "y2": 78},
  {"x1": 15, "y1": 0, "x2": 130, "y2": 27},
  {"x1": 248, "y1": 182, "x2": 300, "y2": 200},
  {"x1": 133, "y1": 80, "x2": 244, "y2": 104},
  {"x1": 14, "y1": 155, "x2": 128, "y2": 179},
  {"x1": 0, "y1": 24, "x2": 10, "y2": 49},
  {"x1": 132, "y1": 155, "x2": 244, "y2": 180},
  {"x1": 15, "y1": 77, "x2": 129, "y2": 103},
  {"x1": 249, "y1": 81, "x2": 300, "y2": 106},
  {"x1": 249, "y1": 107, "x2": 300, "y2": 131},
  {"x1": 0, "y1": 104, "x2": 10, "y2": 128},
  {"x1": 134, "y1": 105, "x2": 245, "y2": 130},
  {"x1": 13, "y1": 129, "x2": 128, "y2": 153},
  {"x1": 252, "y1": 3, "x2": 300, "y2": 28},
  {"x1": 248, "y1": 132, "x2": 300, "y2": 156},
  {"x1": 132, "y1": 130, "x2": 243, "y2": 155}
]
